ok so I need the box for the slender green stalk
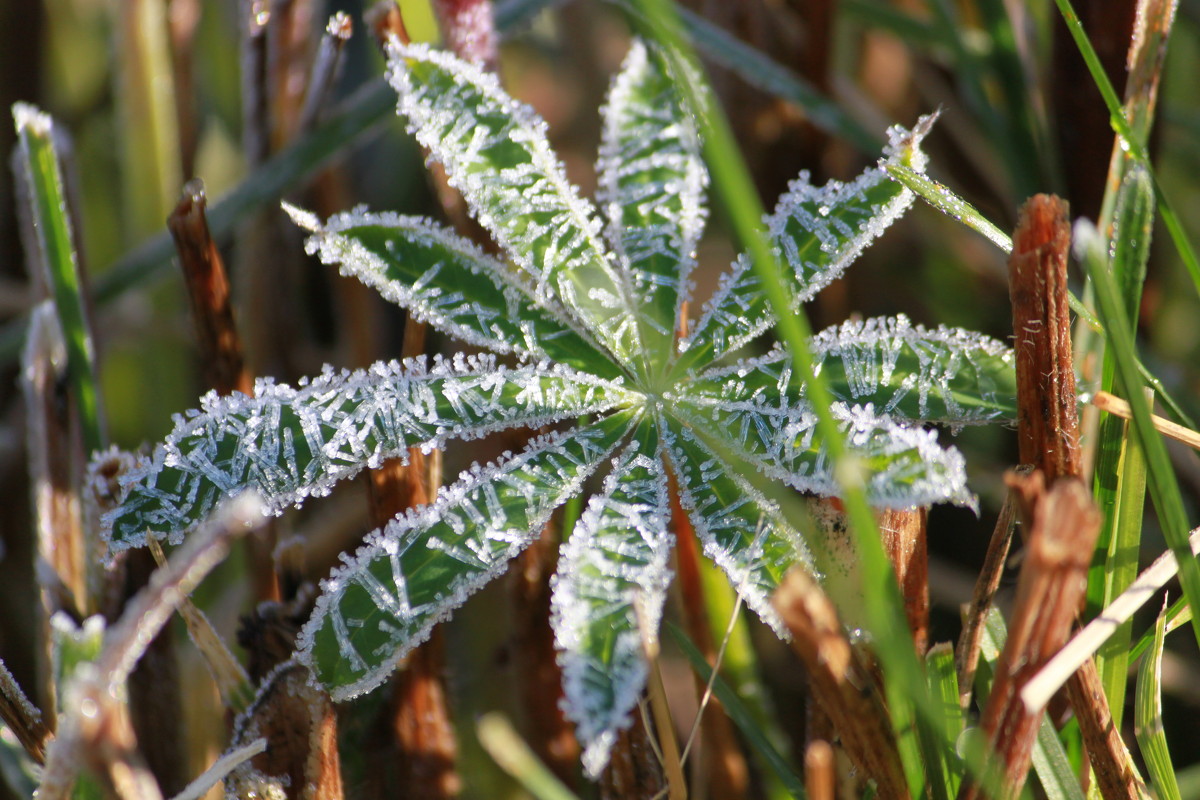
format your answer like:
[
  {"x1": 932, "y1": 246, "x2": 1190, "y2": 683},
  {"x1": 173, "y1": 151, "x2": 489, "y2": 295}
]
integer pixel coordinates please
[
  {"x1": 1053, "y1": 0, "x2": 1200, "y2": 296},
  {"x1": 14, "y1": 104, "x2": 106, "y2": 457},
  {"x1": 923, "y1": 645, "x2": 964, "y2": 800},
  {"x1": 477, "y1": 713, "x2": 582, "y2": 800},
  {"x1": 1077, "y1": 221, "x2": 1200, "y2": 656},
  {"x1": 629, "y1": 3, "x2": 936, "y2": 795}
]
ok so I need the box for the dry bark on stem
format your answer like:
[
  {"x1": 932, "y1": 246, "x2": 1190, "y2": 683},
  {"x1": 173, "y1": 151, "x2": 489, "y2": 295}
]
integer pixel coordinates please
[
  {"x1": 772, "y1": 568, "x2": 910, "y2": 800},
  {"x1": 878, "y1": 507, "x2": 929, "y2": 655},
  {"x1": 959, "y1": 473, "x2": 1101, "y2": 800},
  {"x1": 1009, "y1": 194, "x2": 1080, "y2": 481}
]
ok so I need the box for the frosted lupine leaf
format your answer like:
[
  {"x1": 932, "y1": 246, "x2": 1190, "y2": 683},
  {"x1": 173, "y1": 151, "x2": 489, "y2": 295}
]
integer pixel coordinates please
[
  {"x1": 694, "y1": 315, "x2": 1016, "y2": 427},
  {"x1": 670, "y1": 392, "x2": 974, "y2": 509},
  {"x1": 659, "y1": 412, "x2": 811, "y2": 636},
  {"x1": 103, "y1": 356, "x2": 633, "y2": 551},
  {"x1": 286, "y1": 204, "x2": 622, "y2": 380},
  {"x1": 596, "y1": 39, "x2": 707, "y2": 369},
  {"x1": 387, "y1": 42, "x2": 645, "y2": 370},
  {"x1": 679, "y1": 115, "x2": 935, "y2": 369},
  {"x1": 550, "y1": 421, "x2": 673, "y2": 778},
  {"x1": 298, "y1": 410, "x2": 638, "y2": 700}
]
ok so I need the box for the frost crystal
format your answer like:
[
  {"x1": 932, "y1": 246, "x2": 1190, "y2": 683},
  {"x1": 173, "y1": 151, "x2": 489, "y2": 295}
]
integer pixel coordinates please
[{"x1": 103, "y1": 38, "x2": 1016, "y2": 781}]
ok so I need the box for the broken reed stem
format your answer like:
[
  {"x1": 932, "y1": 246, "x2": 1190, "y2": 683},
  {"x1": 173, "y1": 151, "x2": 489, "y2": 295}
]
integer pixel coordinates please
[
  {"x1": 1092, "y1": 390, "x2": 1200, "y2": 451},
  {"x1": 999, "y1": 193, "x2": 1143, "y2": 800},
  {"x1": 960, "y1": 474, "x2": 1101, "y2": 800},
  {"x1": 956, "y1": 471, "x2": 1024, "y2": 709},
  {"x1": 772, "y1": 568, "x2": 910, "y2": 800},
  {"x1": 877, "y1": 507, "x2": 929, "y2": 655},
  {"x1": 804, "y1": 740, "x2": 835, "y2": 800},
  {"x1": 1009, "y1": 194, "x2": 1080, "y2": 481},
  {"x1": 168, "y1": 180, "x2": 280, "y2": 605}
]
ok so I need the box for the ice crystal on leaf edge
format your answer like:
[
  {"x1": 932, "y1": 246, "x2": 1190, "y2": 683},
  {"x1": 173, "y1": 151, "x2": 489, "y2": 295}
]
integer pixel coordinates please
[{"x1": 99, "y1": 37, "x2": 1017, "y2": 779}]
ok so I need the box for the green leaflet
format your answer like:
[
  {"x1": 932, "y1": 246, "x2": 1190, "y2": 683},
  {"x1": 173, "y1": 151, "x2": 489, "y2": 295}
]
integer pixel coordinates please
[
  {"x1": 597, "y1": 40, "x2": 707, "y2": 372},
  {"x1": 104, "y1": 358, "x2": 632, "y2": 551},
  {"x1": 660, "y1": 411, "x2": 811, "y2": 638},
  {"x1": 693, "y1": 315, "x2": 1017, "y2": 427},
  {"x1": 1135, "y1": 605, "x2": 1182, "y2": 800},
  {"x1": 388, "y1": 42, "x2": 646, "y2": 374},
  {"x1": 676, "y1": 115, "x2": 934, "y2": 373},
  {"x1": 299, "y1": 410, "x2": 638, "y2": 700},
  {"x1": 287, "y1": 205, "x2": 623, "y2": 380},
  {"x1": 551, "y1": 420, "x2": 672, "y2": 778}
]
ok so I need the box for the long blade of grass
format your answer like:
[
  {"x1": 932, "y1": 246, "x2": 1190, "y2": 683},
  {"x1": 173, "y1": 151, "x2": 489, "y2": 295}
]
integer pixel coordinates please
[
  {"x1": 1076, "y1": 220, "x2": 1200, "y2": 656},
  {"x1": 1053, "y1": 0, "x2": 1200, "y2": 296},
  {"x1": 922, "y1": 645, "x2": 963, "y2": 800},
  {"x1": 668, "y1": 624, "x2": 805, "y2": 799},
  {"x1": 1134, "y1": 605, "x2": 1183, "y2": 800},
  {"x1": 13, "y1": 104, "x2": 106, "y2": 457},
  {"x1": 630, "y1": 4, "x2": 936, "y2": 795},
  {"x1": 477, "y1": 713, "x2": 582, "y2": 800}
]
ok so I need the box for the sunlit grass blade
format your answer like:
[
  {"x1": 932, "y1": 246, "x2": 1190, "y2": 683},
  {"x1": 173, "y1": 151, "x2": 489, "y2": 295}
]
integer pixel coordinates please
[
  {"x1": 627, "y1": 5, "x2": 936, "y2": 795},
  {"x1": 1135, "y1": 606, "x2": 1182, "y2": 800},
  {"x1": 1077, "y1": 219, "x2": 1200, "y2": 660},
  {"x1": 667, "y1": 623, "x2": 805, "y2": 799},
  {"x1": 14, "y1": 104, "x2": 106, "y2": 457},
  {"x1": 922, "y1": 644, "x2": 964, "y2": 800},
  {"x1": 477, "y1": 713, "x2": 582, "y2": 800},
  {"x1": 1053, "y1": 0, "x2": 1200, "y2": 297}
]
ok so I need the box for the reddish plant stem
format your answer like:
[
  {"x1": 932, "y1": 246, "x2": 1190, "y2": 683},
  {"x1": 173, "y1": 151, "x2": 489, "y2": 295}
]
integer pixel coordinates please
[
  {"x1": 877, "y1": 507, "x2": 929, "y2": 655},
  {"x1": 666, "y1": 468, "x2": 751, "y2": 799}
]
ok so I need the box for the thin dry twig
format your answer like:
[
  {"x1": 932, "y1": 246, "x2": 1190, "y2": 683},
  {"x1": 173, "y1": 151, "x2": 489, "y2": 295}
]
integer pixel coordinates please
[
  {"x1": 772, "y1": 568, "x2": 910, "y2": 800},
  {"x1": 956, "y1": 470, "x2": 1025, "y2": 708},
  {"x1": 1092, "y1": 390, "x2": 1200, "y2": 451}
]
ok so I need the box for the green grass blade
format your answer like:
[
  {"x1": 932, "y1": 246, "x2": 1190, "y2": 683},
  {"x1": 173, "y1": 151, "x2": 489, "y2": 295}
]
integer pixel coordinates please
[
  {"x1": 1053, "y1": 0, "x2": 1200, "y2": 296},
  {"x1": 1077, "y1": 220, "x2": 1200, "y2": 657},
  {"x1": 923, "y1": 644, "x2": 964, "y2": 800},
  {"x1": 477, "y1": 713, "x2": 582, "y2": 800},
  {"x1": 1135, "y1": 606, "x2": 1183, "y2": 800},
  {"x1": 667, "y1": 623, "x2": 805, "y2": 799},
  {"x1": 13, "y1": 104, "x2": 106, "y2": 457},
  {"x1": 629, "y1": 4, "x2": 935, "y2": 796}
]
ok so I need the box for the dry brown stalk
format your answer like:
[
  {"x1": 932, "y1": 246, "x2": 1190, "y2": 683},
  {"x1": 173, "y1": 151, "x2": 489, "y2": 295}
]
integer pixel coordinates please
[
  {"x1": 959, "y1": 472, "x2": 1100, "y2": 800},
  {"x1": 1008, "y1": 194, "x2": 1080, "y2": 482},
  {"x1": 226, "y1": 662, "x2": 344, "y2": 800},
  {"x1": 878, "y1": 507, "x2": 929, "y2": 655},
  {"x1": 804, "y1": 740, "x2": 836, "y2": 800},
  {"x1": 0, "y1": 658, "x2": 50, "y2": 764},
  {"x1": 1004, "y1": 193, "x2": 1147, "y2": 800},
  {"x1": 599, "y1": 714, "x2": 667, "y2": 800},
  {"x1": 772, "y1": 568, "x2": 910, "y2": 800},
  {"x1": 1092, "y1": 390, "x2": 1200, "y2": 451},
  {"x1": 955, "y1": 471, "x2": 1024, "y2": 708}
]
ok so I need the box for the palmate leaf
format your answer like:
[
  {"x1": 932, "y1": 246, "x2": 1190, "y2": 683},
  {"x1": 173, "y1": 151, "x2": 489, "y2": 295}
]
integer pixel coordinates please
[
  {"x1": 104, "y1": 356, "x2": 632, "y2": 551},
  {"x1": 286, "y1": 205, "x2": 622, "y2": 379},
  {"x1": 388, "y1": 41, "x2": 646, "y2": 373},
  {"x1": 677, "y1": 116, "x2": 935, "y2": 371},
  {"x1": 551, "y1": 420, "x2": 673, "y2": 778},
  {"x1": 299, "y1": 410, "x2": 638, "y2": 700},
  {"x1": 694, "y1": 314, "x2": 1017, "y2": 427},
  {"x1": 597, "y1": 39, "x2": 708, "y2": 370}
]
